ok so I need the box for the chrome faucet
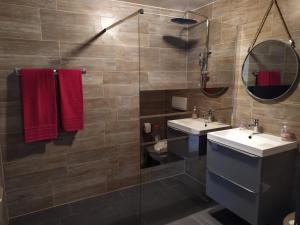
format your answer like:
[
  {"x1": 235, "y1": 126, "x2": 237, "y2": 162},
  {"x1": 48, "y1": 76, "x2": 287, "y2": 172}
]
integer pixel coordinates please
[
  {"x1": 207, "y1": 109, "x2": 214, "y2": 123},
  {"x1": 201, "y1": 109, "x2": 214, "y2": 123},
  {"x1": 201, "y1": 109, "x2": 213, "y2": 122},
  {"x1": 249, "y1": 119, "x2": 260, "y2": 134}
]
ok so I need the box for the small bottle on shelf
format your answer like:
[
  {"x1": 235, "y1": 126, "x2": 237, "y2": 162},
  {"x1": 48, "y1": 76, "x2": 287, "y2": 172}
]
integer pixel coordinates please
[{"x1": 152, "y1": 124, "x2": 161, "y2": 142}]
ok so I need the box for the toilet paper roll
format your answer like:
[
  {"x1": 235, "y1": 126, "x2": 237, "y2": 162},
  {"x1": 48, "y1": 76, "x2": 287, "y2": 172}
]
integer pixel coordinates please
[{"x1": 144, "y1": 123, "x2": 151, "y2": 134}]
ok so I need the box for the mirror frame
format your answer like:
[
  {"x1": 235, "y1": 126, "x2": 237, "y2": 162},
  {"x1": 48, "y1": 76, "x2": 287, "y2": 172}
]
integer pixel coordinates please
[
  {"x1": 200, "y1": 87, "x2": 229, "y2": 98},
  {"x1": 242, "y1": 40, "x2": 300, "y2": 102}
]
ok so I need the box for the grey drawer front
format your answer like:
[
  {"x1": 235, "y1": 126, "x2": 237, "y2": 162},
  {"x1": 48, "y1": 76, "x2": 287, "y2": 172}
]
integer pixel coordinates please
[
  {"x1": 206, "y1": 170, "x2": 259, "y2": 225},
  {"x1": 207, "y1": 140, "x2": 262, "y2": 193}
]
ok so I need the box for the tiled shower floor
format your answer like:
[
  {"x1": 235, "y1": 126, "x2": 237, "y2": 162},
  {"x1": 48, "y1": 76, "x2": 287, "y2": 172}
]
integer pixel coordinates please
[{"x1": 9, "y1": 174, "x2": 250, "y2": 225}]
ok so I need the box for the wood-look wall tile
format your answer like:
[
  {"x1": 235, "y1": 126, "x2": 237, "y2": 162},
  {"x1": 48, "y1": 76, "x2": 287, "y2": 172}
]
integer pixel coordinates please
[
  {"x1": 148, "y1": 71, "x2": 187, "y2": 83},
  {"x1": 0, "y1": 101, "x2": 22, "y2": 134},
  {"x1": 84, "y1": 97, "x2": 116, "y2": 110},
  {"x1": 0, "y1": 39, "x2": 59, "y2": 56},
  {"x1": 7, "y1": 183, "x2": 53, "y2": 217},
  {"x1": 1, "y1": 135, "x2": 51, "y2": 162},
  {"x1": 74, "y1": 122, "x2": 105, "y2": 139},
  {"x1": 107, "y1": 162, "x2": 139, "y2": 190},
  {"x1": 41, "y1": 9, "x2": 99, "y2": 43},
  {"x1": 61, "y1": 58, "x2": 116, "y2": 72},
  {"x1": 115, "y1": 59, "x2": 139, "y2": 72},
  {"x1": 1, "y1": 0, "x2": 57, "y2": 9},
  {"x1": 85, "y1": 108, "x2": 117, "y2": 124},
  {"x1": 0, "y1": 56, "x2": 60, "y2": 71},
  {"x1": 148, "y1": 34, "x2": 184, "y2": 49},
  {"x1": 105, "y1": 121, "x2": 139, "y2": 134},
  {"x1": 140, "y1": 47, "x2": 159, "y2": 71},
  {"x1": 52, "y1": 167, "x2": 107, "y2": 205},
  {"x1": 103, "y1": 84, "x2": 139, "y2": 97},
  {"x1": 148, "y1": 22, "x2": 185, "y2": 36},
  {"x1": 159, "y1": 49, "x2": 186, "y2": 71},
  {"x1": 0, "y1": 3, "x2": 42, "y2": 40},
  {"x1": 117, "y1": 108, "x2": 139, "y2": 121},
  {"x1": 5, "y1": 167, "x2": 67, "y2": 192},
  {"x1": 115, "y1": 96, "x2": 139, "y2": 109},
  {"x1": 4, "y1": 154, "x2": 66, "y2": 178},
  {"x1": 105, "y1": 131, "x2": 139, "y2": 146},
  {"x1": 67, "y1": 146, "x2": 115, "y2": 166},
  {"x1": 117, "y1": 142, "x2": 139, "y2": 163},
  {"x1": 83, "y1": 72, "x2": 103, "y2": 99},
  {"x1": 100, "y1": 31, "x2": 142, "y2": 47},
  {"x1": 0, "y1": 70, "x2": 20, "y2": 102},
  {"x1": 41, "y1": 9, "x2": 100, "y2": 26},
  {"x1": 103, "y1": 72, "x2": 139, "y2": 85},
  {"x1": 60, "y1": 43, "x2": 116, "y2": 58},
  {"x1": 57, "y1": 0, "x2": 113, "y2": 16}
]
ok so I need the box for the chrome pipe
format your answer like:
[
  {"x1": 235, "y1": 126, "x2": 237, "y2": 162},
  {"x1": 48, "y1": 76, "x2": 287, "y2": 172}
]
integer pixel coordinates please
[
  {"x1": 99, "y1": 8, "x2": 144, "y2": 35},
  {"x1": 204, "y1": 19, "x2": 210, "y2": 72}
]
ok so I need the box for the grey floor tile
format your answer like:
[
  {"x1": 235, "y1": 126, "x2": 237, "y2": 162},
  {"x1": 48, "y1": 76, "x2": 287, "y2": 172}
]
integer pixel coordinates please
[
  {"x1": 9, "y1": 174, "x2": 212, "y2": 225},
  {"x1": 9, "y1": 205, "x2": 71, "y2": 225},
  {"x1": 165, "y1": 217, "x2": 201, "y2": 225}
]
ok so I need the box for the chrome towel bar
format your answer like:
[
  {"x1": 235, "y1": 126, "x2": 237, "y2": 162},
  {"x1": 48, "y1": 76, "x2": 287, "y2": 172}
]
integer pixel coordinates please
[{"x1": 14, "y1": 68, "x2": 87, "y2": 75}]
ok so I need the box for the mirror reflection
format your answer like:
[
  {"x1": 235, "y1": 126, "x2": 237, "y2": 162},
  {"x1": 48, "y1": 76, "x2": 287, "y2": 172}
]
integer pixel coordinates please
[{"x1": 242, "y1": 40, "x2": 299, "y2": 101}]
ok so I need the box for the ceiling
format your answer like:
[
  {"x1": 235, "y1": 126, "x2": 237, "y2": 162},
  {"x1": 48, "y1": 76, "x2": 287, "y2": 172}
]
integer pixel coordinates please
[{"x1": 116, "y1": 0, "x2": 216, "y2": 11}]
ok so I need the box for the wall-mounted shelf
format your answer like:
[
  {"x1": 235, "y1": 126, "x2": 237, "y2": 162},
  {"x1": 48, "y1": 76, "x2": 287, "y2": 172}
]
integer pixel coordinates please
[{"x1": 140, "y1": 111, "x2": 191, "y2": 120}]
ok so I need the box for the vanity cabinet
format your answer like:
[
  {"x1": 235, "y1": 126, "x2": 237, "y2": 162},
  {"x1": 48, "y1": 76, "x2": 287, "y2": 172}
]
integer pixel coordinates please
[
  {"x1": 167, "y1": 128, "x2": 208, "y2": 157},
  {"x1": 167, "y1": 120, "x2": 230, "y2": 183},
  {"x1": 206, "y1": 140, "x2": 297, "y2": 225},
  {"x1": 167, "y1": 128, "x2": 209, "y2": 183}
]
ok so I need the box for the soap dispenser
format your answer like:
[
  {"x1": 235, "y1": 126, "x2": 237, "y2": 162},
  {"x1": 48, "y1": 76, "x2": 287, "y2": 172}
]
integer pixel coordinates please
[
  {"x1": 280, "y1": 122, "x2": 294, "y2": 141},
  {"x1": 192, "y1": 106, "x2": 198, "y2": 119}
]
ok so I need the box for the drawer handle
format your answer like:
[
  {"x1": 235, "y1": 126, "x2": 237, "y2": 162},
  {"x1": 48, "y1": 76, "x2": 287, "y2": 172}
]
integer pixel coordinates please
[
  {"x1": 209, "y1": 140, "x2": 259, "y2": 158},
  {"x1": 208, "y1": 168, "x2": 258, "y2": 194}
]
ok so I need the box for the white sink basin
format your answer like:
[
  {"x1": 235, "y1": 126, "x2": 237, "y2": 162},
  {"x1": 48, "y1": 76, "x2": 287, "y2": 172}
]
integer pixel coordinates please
[
  {"x1": 208, "y1": 128, "x2": 298, "y2": 157},
  {"x1": 167, "y1": 118, "x2": 231, "y2": 135}
]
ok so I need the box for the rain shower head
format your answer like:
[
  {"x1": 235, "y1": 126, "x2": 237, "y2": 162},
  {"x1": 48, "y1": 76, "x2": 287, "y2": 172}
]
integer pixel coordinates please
[
  {"x1": 171, "y1": 10, "x2": 209, "y2": 26},
  {"x1": 171, "y1": 18, "x2": 198, "y2": 25}
]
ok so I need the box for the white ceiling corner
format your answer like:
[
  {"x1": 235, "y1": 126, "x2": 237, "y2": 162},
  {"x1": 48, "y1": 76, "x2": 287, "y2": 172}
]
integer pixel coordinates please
[{"x1": 115, "y1": 0, "x2": 216, "y2": 11}]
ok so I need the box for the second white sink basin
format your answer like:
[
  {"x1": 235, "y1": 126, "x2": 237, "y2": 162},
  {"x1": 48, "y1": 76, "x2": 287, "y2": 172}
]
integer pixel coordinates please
[
  {"x1": 167, "y1": 118, "x2": 231, "y2": 135},
  {"x1": 208, "y1": 128, "x2": 298, "y2": 157}
]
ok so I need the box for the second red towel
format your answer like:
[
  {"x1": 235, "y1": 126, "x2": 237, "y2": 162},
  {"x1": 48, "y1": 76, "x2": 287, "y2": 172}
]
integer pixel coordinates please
[{"x1": 58, "y1": 69, "x2": 84, "y2": 131}]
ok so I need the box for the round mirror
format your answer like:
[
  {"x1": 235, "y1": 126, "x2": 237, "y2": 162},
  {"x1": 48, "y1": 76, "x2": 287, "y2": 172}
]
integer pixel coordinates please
[{"x1": 242, "y1": 40, "x2": 299, "y2": 101}]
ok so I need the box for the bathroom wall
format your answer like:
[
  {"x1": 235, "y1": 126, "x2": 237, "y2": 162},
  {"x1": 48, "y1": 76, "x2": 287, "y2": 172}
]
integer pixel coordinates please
[
  {"x1": 186, "y1": 4, "x2": 237, "y2": 124},
  {"x1": 0, "y1": 0, "x2": 193, "y2": 217},
  {"x1": 195, "y1": 0, "x2": 300, "y2": 140},
  {"x1": 139, "y1": 12, "x2": 188, "y2": 90},
  {"x1": 2, "y1": 0, "x2": 299, "y2": 219}
]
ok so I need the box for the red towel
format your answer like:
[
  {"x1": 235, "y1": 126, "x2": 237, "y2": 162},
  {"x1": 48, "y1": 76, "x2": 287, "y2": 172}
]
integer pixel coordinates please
[
  {"x1": 257, "y1": 71, "x2": 269, "y2": 86},
  {"x1": 20, "y1": 69, "x2": 58, "y2": 143},
  {"x1": 269, "y1": 71, "x2": 281, "y2": 86},
  {"x1": 257, "y1": 71, "x2": 281, "y2": 86},
  {"x1": 58, "y1": 69, "x2": 84, "y2": 131}
]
